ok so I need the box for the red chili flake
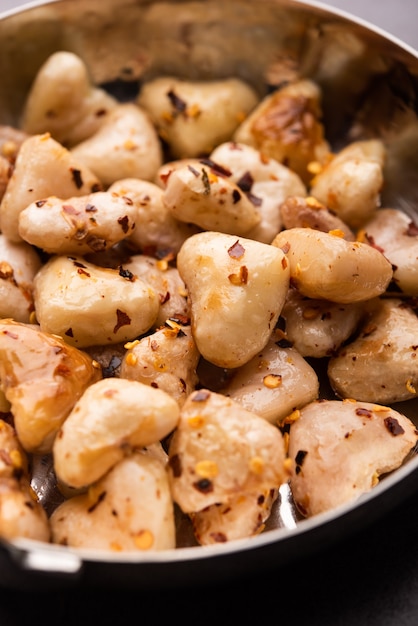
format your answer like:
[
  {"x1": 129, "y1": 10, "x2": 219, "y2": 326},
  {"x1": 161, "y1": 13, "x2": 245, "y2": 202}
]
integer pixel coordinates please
[
  {"x1": 168, "y1": 454, "x2": 182, "y2": 477},
  {"x1": 54, "y1": 363, "x2": 72, "y2": 377},
  {"x1": 280, "y1": 242, "x2": 291, "y2": 254},
  {"x1": 384, "y1": 416, "x2": 405, "y2": 436},
  {"x1": 118, "y1": 266, "x2": 135, "y2": 281},
  {"x1": 122, "y1": 195, "x2": 133, "y2": 206},
  {"x1": 232, "y1": 189, "x2": 241, "y2": 204},
  {"x1": 65, "y1": 328, "x2": 73, "y2": 338},
  {"x1": 167, "y1": 89, "x2": 187, "y2": 112},
  {"x1": 406, "y1": 221, "x2": 418, "y2": 236},
  {"x1": 151, "y1": 381, "x2": 159, "y2": 388},
  {"x1": 0, "y1": 450, "x2": 12, "y2": 466},
  {"x1": 228, "y1": 240, "x2": 245, "y2": 259},
  {"x1": 193, "y1": 478, "x2": 214, "y2": 493},
  {"x1": 151, "y1": 340, "x2": 159, "y2": 351},
  {"x1": 192, "y1": 389, "x2": 210, "y2": 402},
  {"x1": 35, "y1": 199, "x2": 47, "y2": 207},
  {"x1": 364, "y1": 233, "x2": 385, "y2": 254},
  {"x1": 70, "y1": 258, "x2": 86, "y2": 268},
  {"x1": 257, "y1": 494, "x2": 265, "y2": 505},
  {"x1": 247, "y1": 192, "x2": 263, "y2": 206},
  {"x1": 188, "y1": 165, "x2": 200, "y2": 177},
  {"x1": 62, "y1": 204, "x2": 79, "y2": 215},
  {"x1": 87, "y1": 490, "x2": 107, "y2": 513},
  {"x1": 118, "y1": 215, "x2": 130, "y2": 233},
  {"x1": 169, "y1": 314, "x2": 190, "y2": 326},
  {"x1": 160, "y1": 171, "x2": 172, "y2": 185},
  {"x1": 355, "y1": 408, "x2": 372, "y2": 418},
  {"x1": 3, "y1": 330, "x2": 18, "y2": 340},
  {"x1": 113, "y1": 309, "x2": 131, "y2": 333},
  {"x1": 209, "y1": 532, "x2": 228, "y2": 543},
  {"x1": 199, "y1": 158, "x2": 232, "y2": 178},
  {"x1": 236, "y1": 171, "x2": 254, "y2": 192},
  {"x1": 77, "y1": 267, "x2": 91, "y2": 277},
  {"x1": 70, "y1": 167, "x2": 83, "y2": 189},
  {"x1": 158, "y1": 291, "x2": 170, "y2": 305},
  {"x1": 85, "y1": 203, "x2": 97, "y2": 212}
]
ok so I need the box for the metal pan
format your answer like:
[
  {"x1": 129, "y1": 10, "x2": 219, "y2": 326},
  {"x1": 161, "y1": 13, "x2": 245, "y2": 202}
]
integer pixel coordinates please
[{"x1": 0, "y1": 0, "x2": 417, "y2": 590}]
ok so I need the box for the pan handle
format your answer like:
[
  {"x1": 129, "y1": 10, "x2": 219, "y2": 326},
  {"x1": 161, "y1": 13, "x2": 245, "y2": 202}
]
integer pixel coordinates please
[{"x1": 3, "y1": 539, "x2": 83, "y2": 578}]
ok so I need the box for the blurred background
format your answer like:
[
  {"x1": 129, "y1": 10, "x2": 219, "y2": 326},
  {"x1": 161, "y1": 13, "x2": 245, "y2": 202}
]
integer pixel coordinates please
[{"x1": 0, "y1": 0, "x2": 417, "y2": 50}]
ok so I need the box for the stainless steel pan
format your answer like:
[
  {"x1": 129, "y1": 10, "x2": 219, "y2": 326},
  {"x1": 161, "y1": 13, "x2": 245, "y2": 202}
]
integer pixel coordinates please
[{"x1": 0, "y1": 0, "x2": 417, "y2": 590}]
